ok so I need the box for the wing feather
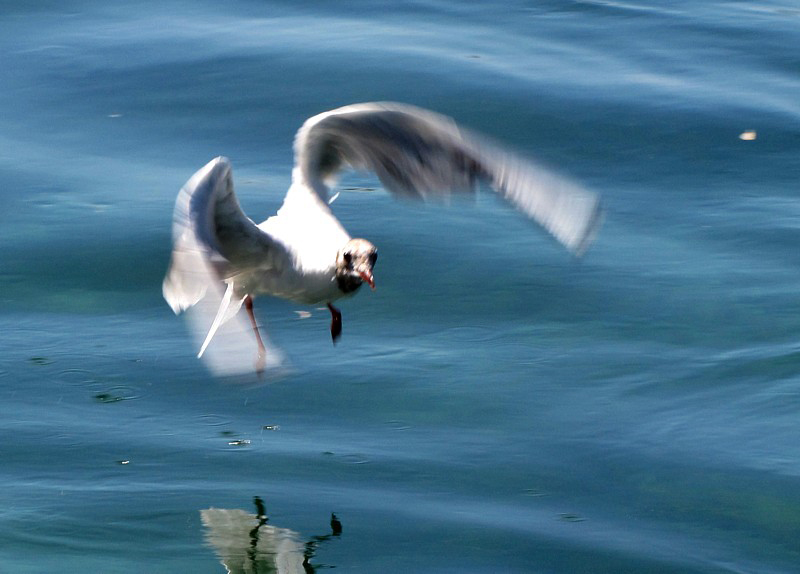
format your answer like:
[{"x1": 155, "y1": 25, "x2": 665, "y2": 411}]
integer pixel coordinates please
[
  {"x1": 162, "y1": 156, "x2": 288, "y2": 313},
  {"x1": 162, "y1": 157, "x2": 290, "y2": 374},
  {"x1": 293, "y1": 102, "x2": 601, "y2": 254}
]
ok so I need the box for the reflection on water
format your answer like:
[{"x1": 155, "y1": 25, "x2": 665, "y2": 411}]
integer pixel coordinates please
[{"x1": 201, "y1": 497, "x2": 341, "y2": 573}]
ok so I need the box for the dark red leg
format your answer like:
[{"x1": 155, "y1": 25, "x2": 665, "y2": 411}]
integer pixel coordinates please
[
  {"x1": 244, "y1": 295, "x2": 266, "y2": 374},
  {"x1": 327, "y1": 302, "x2": 342, "y2": 344}
]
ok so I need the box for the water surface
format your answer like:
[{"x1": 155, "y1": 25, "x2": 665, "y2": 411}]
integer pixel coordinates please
[{"x1": 2, "y1": 1, "x2": 800, "y2": 572}]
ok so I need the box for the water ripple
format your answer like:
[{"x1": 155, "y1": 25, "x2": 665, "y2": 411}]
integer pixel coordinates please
[
  {"x1": 196, "y1": 413, "x2": 234, "y2": 428},
  {"x1": 384, "y1": 420, "x2": 412, "y2": 431},
  {"x1": 56, "y1": 369, "x2": 97, "y2": 386},
  {"x1": 322, "y1": 451, "x2": 371, "y2": 465}
]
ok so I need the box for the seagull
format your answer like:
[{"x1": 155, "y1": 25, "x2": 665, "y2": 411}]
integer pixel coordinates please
[{"x1": 163, "y1": 102, "x2": 602, "y2": 374}]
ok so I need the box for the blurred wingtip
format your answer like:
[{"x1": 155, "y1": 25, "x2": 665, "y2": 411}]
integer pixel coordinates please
[
  {"x1": 183, "y1": 298, "x2": 291, "y2": 380},
  {"x1": 572, "y1": 198, "x2": 604, "y2": 258}
]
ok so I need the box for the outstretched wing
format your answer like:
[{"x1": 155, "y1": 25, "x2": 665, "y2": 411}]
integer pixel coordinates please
[
  {"x1": 294, "y1": 102, "x2": 602, "y2": 255},
  {"x1": 162, "y1": 156, "x2": 288, "y2": 313},
  {"x1": 162, "y1": 157, "x2": 290, "y2": 373}
]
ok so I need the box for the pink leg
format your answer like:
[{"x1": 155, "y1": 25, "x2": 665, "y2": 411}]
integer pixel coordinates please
[
  {"x1": 244, "y1": 295, "x2": 266, "y2": 374},
  {"x1": 327, "y1": 303, "x2": 342, "y2": 344}
]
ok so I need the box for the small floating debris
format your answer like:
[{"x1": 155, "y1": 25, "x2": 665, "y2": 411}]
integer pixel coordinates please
[
  {"x1": 294, "y1": 311, "x2": 312, "y2": 319},
  {"x1": 94, "y1": 392, "x2": 124, "y2": 403},
  {"x1": 93, "y1": 386, "x2": 138, "y2": 403},
  {"x1": 228, "y1": 439, "x2": 251, "y2": 446},
  {"x1": 117, "y1": 460, "x2": 130, "y2": 465},
  {"x1": 558, "y1": 513, "x2": 587, "y2": 523},
  {"x1": 739, "y1": 130, "x2": 757, "y2": 141},
  {"x1": 262, "y1": 424, "x2": 280, "y2": 431},
  {"x1": 108, "y1": 113, "x2": 123, "y2": 118}
]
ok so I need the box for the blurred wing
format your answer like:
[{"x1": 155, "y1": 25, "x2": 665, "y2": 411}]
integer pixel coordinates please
[
  {"x1": 294, "y1": 102, "x2": 602, "y2": 255},
  {"x1": 162, "y1": 157, "x2": 290, "y2": 373},
  {"x1": 182, "y1": 277, "x2": 288, "y2": 377},
  {"x1": 162, "y1": 156, "x2": 288, "y2": 313}
]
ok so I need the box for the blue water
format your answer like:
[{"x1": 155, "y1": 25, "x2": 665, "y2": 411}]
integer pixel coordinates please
[{"x1": 2, "y1": 1, "x2": 800, "y2": 572}]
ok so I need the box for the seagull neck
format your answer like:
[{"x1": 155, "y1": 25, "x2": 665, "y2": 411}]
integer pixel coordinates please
[
  {"x1": 276, "y1": 181, "x2": 329, "y2": 219},
  {"x1": 290, "y1": 167, "x2": 331, "y2": 204}
]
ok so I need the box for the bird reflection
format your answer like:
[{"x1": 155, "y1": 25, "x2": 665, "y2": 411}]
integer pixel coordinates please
[{"x1": 200, "y1": 496, "x2": 341, "y2": 573}]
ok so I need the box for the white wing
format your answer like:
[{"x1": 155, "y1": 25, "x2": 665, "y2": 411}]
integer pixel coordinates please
[
  {"x1": 163, "y1": 156, "x2": 289, "y2": 312},
  {"x1": 294, "y1": 102, "x2": 602, "y2": 255},
  {"x1": 162, "y1": 157, "x2": 290, "y2": 373}
]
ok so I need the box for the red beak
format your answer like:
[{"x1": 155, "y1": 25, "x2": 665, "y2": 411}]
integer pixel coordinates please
[{"x1": 359, "y1": 271, "x2": 376, "y2": 290}]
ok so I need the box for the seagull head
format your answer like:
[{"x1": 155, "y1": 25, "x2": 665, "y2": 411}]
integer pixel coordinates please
[{"x1": 335, "y1": 238, "x2": 377, "y2": 293}]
